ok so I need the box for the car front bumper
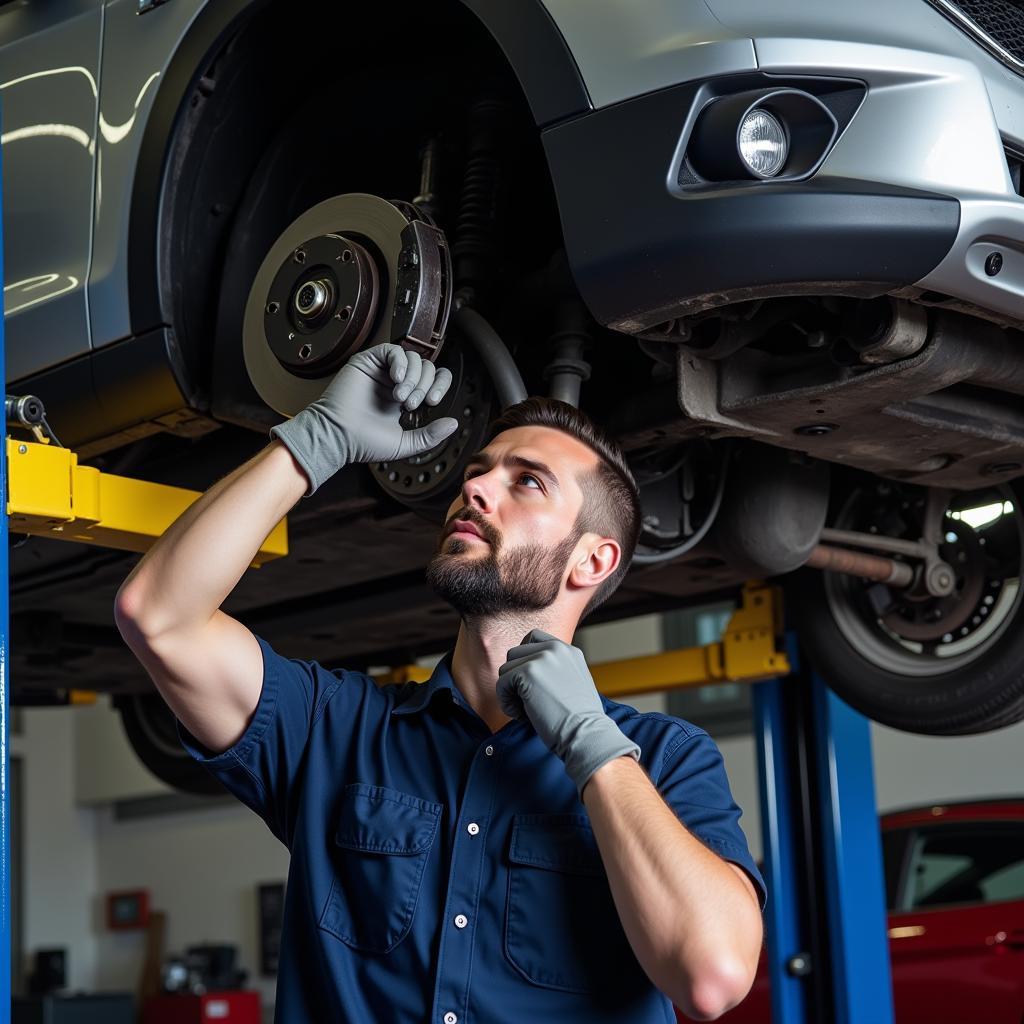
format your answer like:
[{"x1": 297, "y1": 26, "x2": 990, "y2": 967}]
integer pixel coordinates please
[{"x1": 541, "y1": 39, "x2": 1024, "y2": 332}]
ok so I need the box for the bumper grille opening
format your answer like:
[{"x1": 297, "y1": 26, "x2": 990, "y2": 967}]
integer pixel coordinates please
[{"x1": 932, "y1": 0, "x2": 1024, "y2": 71}]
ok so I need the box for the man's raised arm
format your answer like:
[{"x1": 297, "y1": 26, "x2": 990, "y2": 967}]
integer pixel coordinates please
[{"x1": 114, "y1": 344, "x2": 457, "y2": 755}]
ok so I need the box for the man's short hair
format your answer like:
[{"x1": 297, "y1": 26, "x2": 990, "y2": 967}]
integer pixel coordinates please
[{"x1": 484, "y1": 398, "x2": 641, "y2": 617}]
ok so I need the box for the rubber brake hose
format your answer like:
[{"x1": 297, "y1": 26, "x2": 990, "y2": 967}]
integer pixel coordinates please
[{"x1": 453, "y1": 305, "x2": 528, "y2": 410}]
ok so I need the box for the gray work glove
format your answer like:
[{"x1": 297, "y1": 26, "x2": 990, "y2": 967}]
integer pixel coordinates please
[
  {"x1": 270, "y1": 343, "x2": 459, "y2": 496},
  {"x1": 497, "y1": 629, "x2": 641, "y2": 802}
]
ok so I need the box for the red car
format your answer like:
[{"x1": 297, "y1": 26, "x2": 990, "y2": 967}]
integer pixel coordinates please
[{"x1": 677, "y1": 797, "x2": 1024, "y2": 1023}]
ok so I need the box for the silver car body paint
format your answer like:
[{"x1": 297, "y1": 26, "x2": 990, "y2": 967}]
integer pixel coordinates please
[
  {"x1": 920, "y1": 200, "x2": 1024, "y2": 319},
  {"x1": 0, "y1": 0, "x2": 102, "y2": 381},
  {"x1": 531, "y1": 0, "x2": 757, "y2": 110},
  {"x1": 88, "y1": 0, "x2": 206, "y2": 351},
  {"x1": 542, "y1": 0, "x2": 1024, "y2": 130}
]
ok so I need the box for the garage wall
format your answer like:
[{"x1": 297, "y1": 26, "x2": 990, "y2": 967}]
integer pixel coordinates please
[
  {"x1": 870, "y1": 716, "x2": 1024, "y2": 813},
  {"x1": 15, "y1": 706, "x2": 98, "y2": 995},
  {"x1": 92, "y1": 795, "x2": 288, "y2": 1015}
]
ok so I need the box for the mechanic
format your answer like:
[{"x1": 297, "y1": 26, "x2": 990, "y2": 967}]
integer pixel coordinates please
[{"x1": 114, "y1": 343, "x2": 766, "y2": 1024}]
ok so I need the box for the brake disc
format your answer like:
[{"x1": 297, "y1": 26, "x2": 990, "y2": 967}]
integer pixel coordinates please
[{"x1": 243, "y1": 193, "x2": 452, "y2": 416}]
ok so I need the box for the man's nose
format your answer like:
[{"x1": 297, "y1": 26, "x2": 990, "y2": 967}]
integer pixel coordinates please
[{"x1": 461, "y1": 471, "x2": 495, "y2": 512}]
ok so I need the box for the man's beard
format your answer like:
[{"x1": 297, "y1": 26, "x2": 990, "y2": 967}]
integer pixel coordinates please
[{"x1": 426, "y1": 516, "x2": 580, "y2": 618}]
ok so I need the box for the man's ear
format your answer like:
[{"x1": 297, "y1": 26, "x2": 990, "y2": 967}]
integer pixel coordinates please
[{"x1": 568, "y1": 535, "x2": 621, "y2": 593}]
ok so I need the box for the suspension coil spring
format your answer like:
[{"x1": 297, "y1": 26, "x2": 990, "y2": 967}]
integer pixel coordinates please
[{"x1": 453, "y1": 96, "x2": 508, "y2": 299}]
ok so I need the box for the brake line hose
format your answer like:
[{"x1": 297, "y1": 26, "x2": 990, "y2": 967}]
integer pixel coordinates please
[{"x1": 453, "y1": 304, "x2": 527, "y2": 410}]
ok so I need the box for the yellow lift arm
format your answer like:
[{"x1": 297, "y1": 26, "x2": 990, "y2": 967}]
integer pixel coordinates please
[
  {"x1": 6, "y1": 438, "x2": 287, "y2": 565},
  {"x1": 377, "y1": 581, "x2": 790, "y2": 698}
]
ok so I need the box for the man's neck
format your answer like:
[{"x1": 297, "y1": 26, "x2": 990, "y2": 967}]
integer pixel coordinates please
[{"x1": 450, "y1": 613, "x2": 575, "y2": 733}]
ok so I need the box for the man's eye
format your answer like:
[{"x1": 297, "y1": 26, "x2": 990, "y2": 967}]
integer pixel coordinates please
[{"x1": 520, "y1": 473, "x2": 542, "y2": 489}]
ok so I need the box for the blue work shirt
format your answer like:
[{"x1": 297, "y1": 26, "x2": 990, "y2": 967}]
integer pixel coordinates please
[{"x1": 177, "y1": 636, "x2": 766, "y2": 1024}]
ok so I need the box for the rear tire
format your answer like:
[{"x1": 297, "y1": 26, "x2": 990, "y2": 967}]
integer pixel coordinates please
[{"x1": 787, "y1": 479, "x2": 1024, "y2": 735}]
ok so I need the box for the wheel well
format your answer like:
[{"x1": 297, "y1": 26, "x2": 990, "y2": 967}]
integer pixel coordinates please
[{"x1": 130, "y1": 0, "x2": 570, "y2": 415}]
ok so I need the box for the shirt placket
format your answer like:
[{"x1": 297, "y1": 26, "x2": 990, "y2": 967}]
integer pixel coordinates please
[{"x1": 429, "y1": 736, "x2": 501, "y2": 1024}]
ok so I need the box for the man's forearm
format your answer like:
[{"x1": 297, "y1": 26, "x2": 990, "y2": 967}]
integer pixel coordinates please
[
  {"x1": 116, "y1": 440, "x2": 309, "y2": 636},
  {"x1": 582, "y1": 756, "x2": 763, "y2": 1021}
]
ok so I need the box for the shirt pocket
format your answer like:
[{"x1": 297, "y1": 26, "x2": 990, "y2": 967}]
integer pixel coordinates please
[
  {"x1": 503, "y1": 812, "x2": 645, "y2": 994},
  {"x1": 319, "y1": 783, "x2": 442, "y2": 954}
]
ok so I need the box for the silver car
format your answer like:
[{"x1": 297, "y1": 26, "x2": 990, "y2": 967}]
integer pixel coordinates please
[{"x1": 3, "y1": 0, "x2": 1024, "y2": 792}]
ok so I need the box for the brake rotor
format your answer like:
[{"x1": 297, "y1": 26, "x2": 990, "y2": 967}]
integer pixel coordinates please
[{"x1": 243, "y1": 193, "x2": 452, "y2": 416}]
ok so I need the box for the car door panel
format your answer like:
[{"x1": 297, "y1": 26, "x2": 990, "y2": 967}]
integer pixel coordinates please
[
  {"x1": 889, "y1": 901, "x2": 1024, "y2": 1023},
  {"x1": 1, "y1": 0, "x2": 100, "y2": 381}
]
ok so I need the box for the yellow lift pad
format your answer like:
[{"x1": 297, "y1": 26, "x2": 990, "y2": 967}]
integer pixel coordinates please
[
  {"x1": 6, "y1": 438, "x2": 287, "y2": 566},
  {"x1": 377, "y1": 582, "x2": 789, "y2": 698}
]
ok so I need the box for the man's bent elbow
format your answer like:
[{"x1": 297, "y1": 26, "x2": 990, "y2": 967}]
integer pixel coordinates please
[
  {"x1": 681, "y1": 958, "x2": 756, "y2": 1021},
  {"x1": 114, "y1": 585, "x2": 146, "y2": 647},
  {"x1": 114, "y1": 582, "x2": 184, "y2": 650}
]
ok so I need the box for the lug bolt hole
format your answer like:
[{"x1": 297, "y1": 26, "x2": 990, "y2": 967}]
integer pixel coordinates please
[
  {"x1": 298, "y1": 343, "x2": 312, "y2": 360},
  {"x1": 341, "y1": 249, "x2": 353, "y2": 263},
  {"x1": 266, "y1": 301, "x2": 280, "y2": 315},
  {"x1": 293, "y1": 249, "x2": 306, "y2": 264}
]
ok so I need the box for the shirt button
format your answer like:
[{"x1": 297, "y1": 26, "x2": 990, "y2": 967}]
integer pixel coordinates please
[
  {"x1": 454, "y1": 913, "x2": 468, "y2": 929},
  {"x1": 444, "y1": 1014, "x2": 458, "y2": 1024},
  {"x1": 467, "y1": 822, "x2": 479, "y2": 836},
  {"x1": 484, "y1": 745, "x2": 494, "y2": 756}
]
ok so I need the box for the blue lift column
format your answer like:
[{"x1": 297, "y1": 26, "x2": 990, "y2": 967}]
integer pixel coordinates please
[
  {"x1": 0, "y1": 109, "x2": 11, "y2": 1023},
  {"x1": 753, "y1": 639, "x2": 895, "y2": 1024}
]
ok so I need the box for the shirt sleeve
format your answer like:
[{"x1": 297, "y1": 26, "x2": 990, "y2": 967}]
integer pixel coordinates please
[
  {"x1": 175, "y1": 634, "x2": 348, "y2": 847},
  {"x1": 657, "y1": 728, "x2": 767, "y2": 912}
]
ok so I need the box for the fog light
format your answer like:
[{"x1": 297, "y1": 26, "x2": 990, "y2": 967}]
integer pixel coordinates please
[
  {"x1": 738, "y1": 109, "x2": 787, "y2": 177},
  {"x1": 685, "y1": 87, "x2": 837, "y2": 184}
]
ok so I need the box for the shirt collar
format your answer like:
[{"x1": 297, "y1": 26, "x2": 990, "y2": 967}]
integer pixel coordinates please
[{"x1": 390, "y1": 651, "x2": 460, "y2": 716}]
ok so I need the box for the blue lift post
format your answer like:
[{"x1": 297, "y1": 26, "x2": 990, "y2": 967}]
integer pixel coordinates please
[
  {"x1": 1, "y1": 104, "x2": 11, "y2": 1023},
  {"x1": 753, "y1": 638, "x2": 895, "y2": 1024}
]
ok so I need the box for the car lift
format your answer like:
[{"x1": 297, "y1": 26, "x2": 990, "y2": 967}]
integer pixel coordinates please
[{"x1": 0, "y1": 245, "x2": 892, "y2": 1024}]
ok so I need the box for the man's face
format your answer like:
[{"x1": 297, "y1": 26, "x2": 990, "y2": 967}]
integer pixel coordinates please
[{"x1": 426, "y1": 426, "x2": 598, "y2": 618}]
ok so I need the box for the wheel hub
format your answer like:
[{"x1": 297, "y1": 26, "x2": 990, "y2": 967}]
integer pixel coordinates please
[
  {"x1": 880, "y1": 522, "x2": 987, "y2": 642},
  {"x1": 264, "y1": 234, "x2": 379, "y2": 377}
]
